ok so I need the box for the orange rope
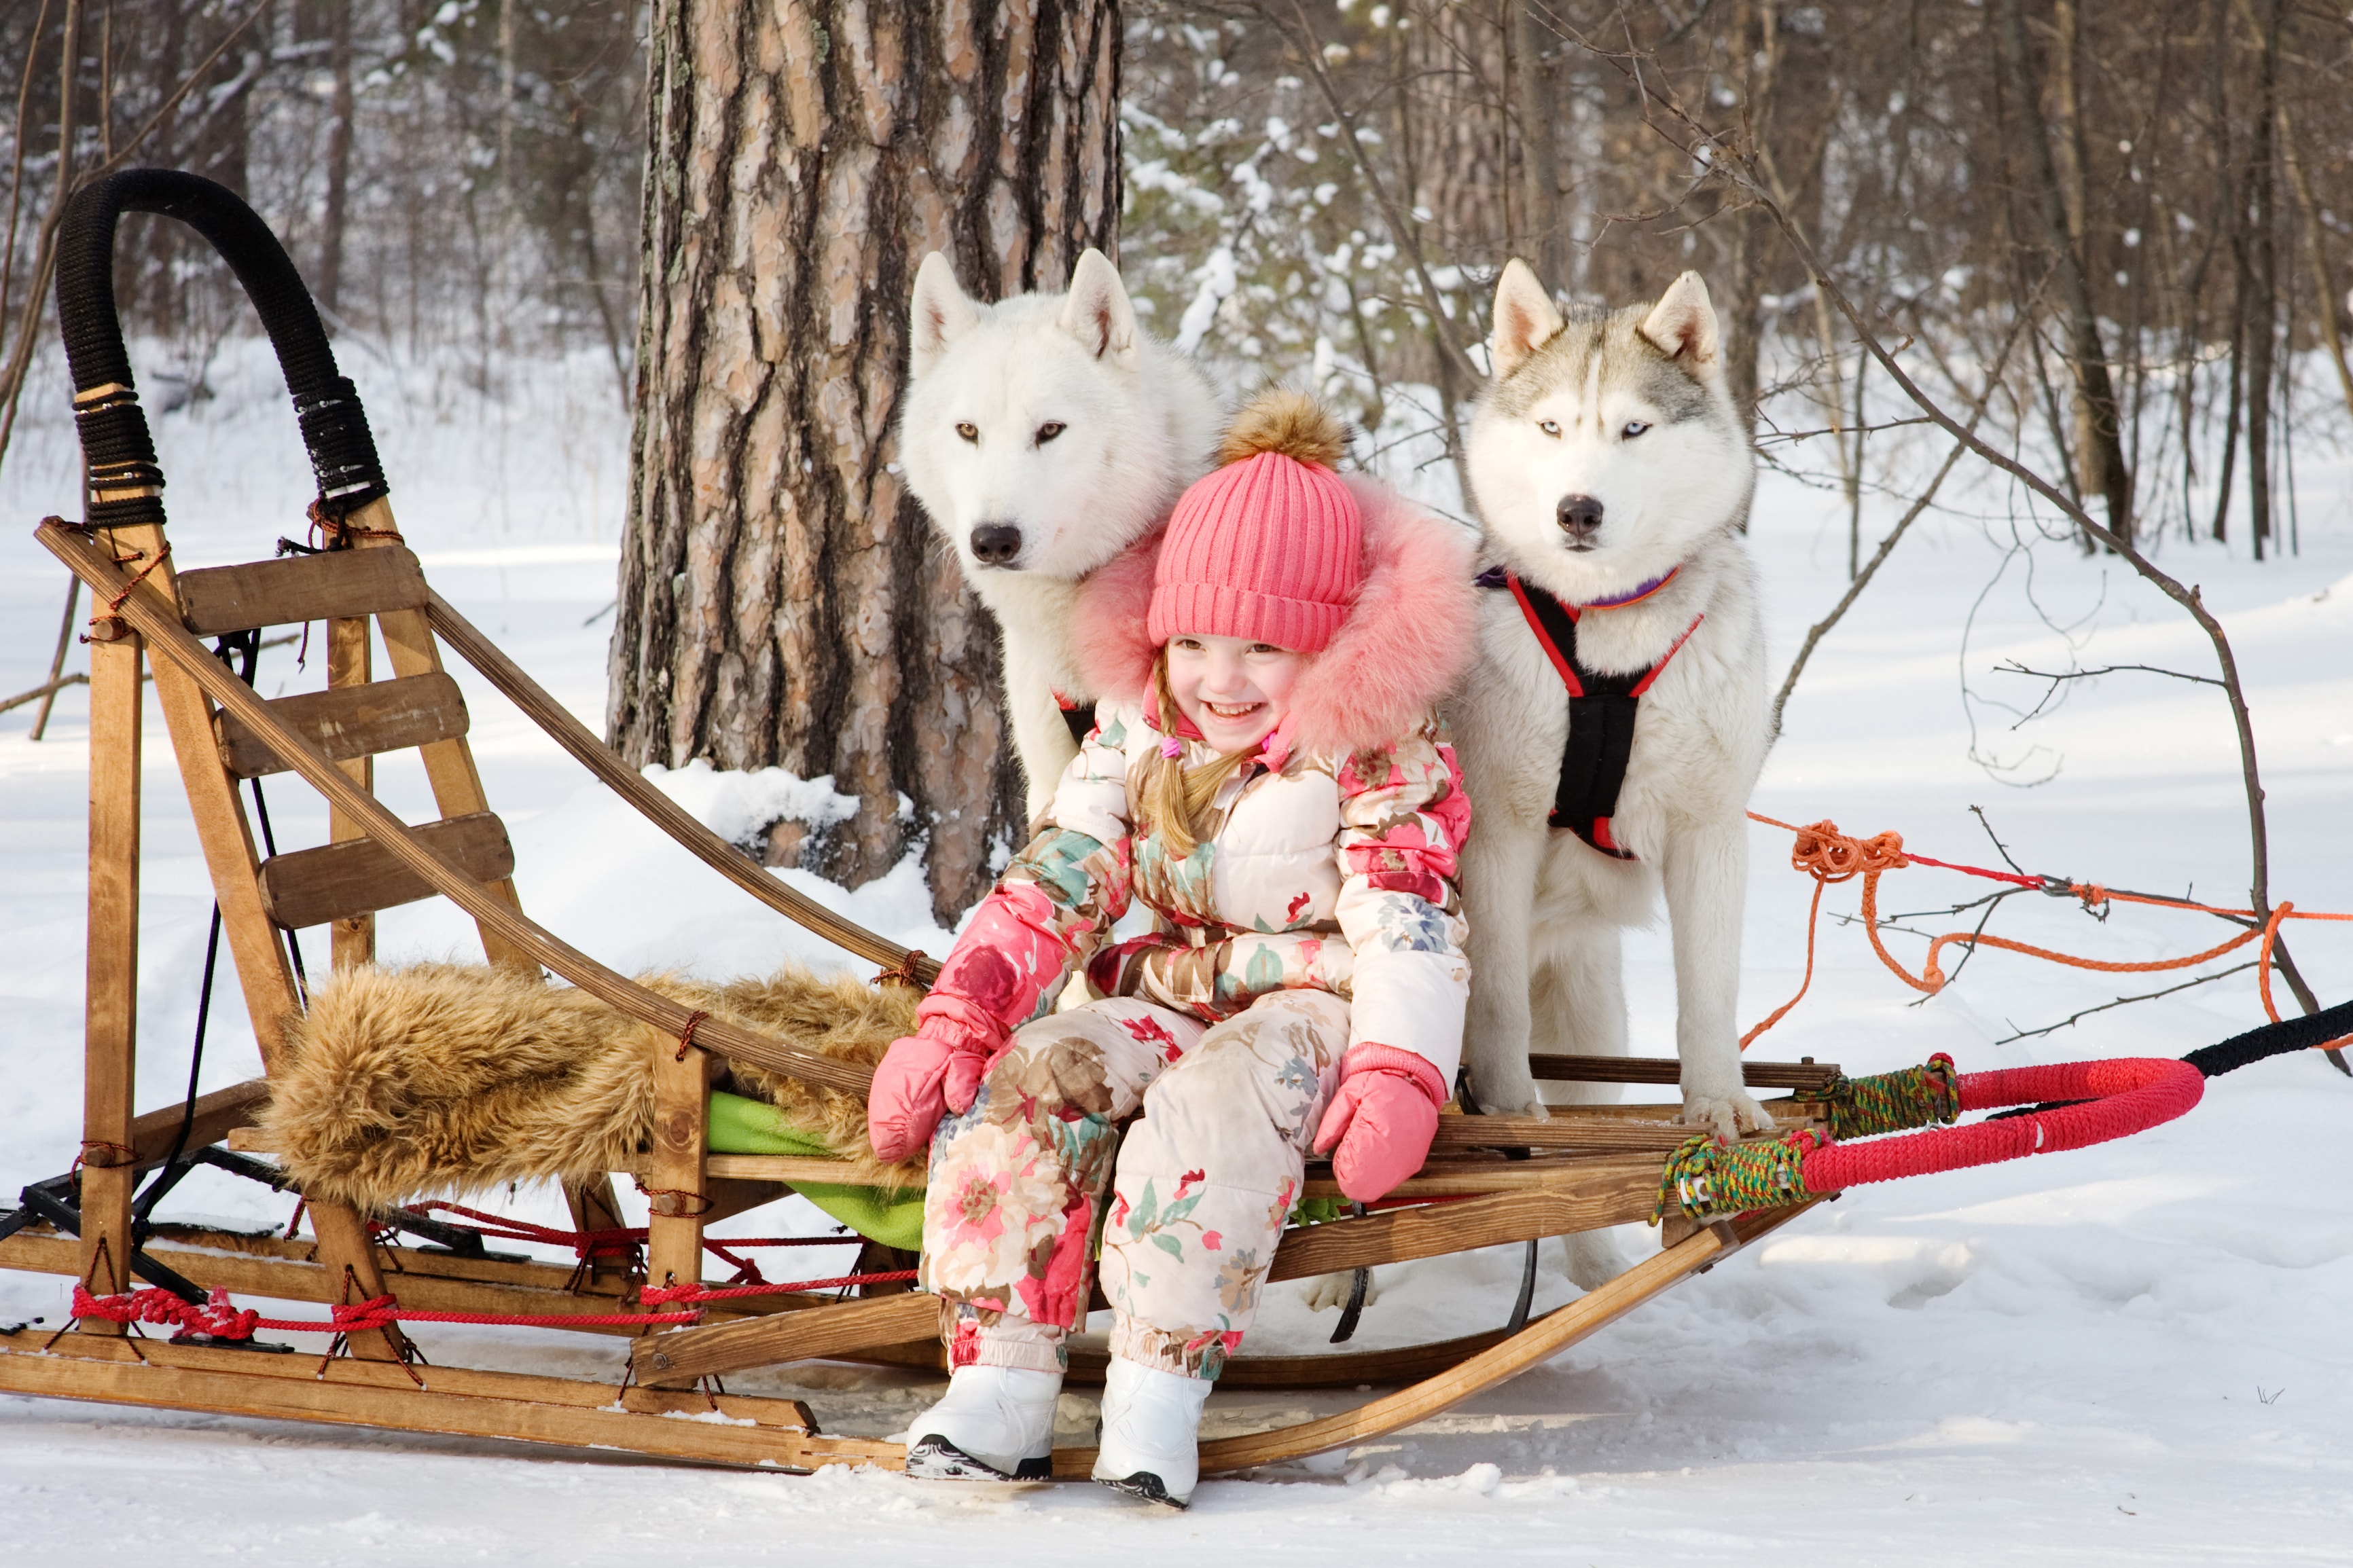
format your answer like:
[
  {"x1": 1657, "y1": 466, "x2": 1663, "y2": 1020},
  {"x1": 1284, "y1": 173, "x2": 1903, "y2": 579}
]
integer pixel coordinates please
[{"x1": 1742, "y1": 812, "x2": 2350, "y2": 1046}]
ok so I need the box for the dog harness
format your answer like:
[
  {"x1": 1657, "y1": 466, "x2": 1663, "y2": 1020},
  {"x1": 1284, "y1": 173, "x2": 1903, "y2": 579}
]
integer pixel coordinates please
[
  {"x1": 1052, "y1": 690, "x2": 1097, "y2": 745},
  {"x1": 1477, "y1": 566, "x2": 1702, "y2": 860}
]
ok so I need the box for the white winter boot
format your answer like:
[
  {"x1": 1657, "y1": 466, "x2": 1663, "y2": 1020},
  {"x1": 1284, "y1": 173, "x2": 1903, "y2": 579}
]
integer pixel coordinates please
[
  {"x1": 903, "y1": 1364, "x2": 1062, "y2": 1481},
  {"x1": 1091, "y1": 1355, "x2": 1213, "y2": 1508}
]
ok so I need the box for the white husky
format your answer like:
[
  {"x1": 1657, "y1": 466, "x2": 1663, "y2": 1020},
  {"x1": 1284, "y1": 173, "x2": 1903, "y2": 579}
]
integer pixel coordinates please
[
  {"x1": 901, "y1": 249, "x2": 1221, "y2": 815},
  {"x1": 1452, "y1": 261, "x2": 1772, "y2": 1184}
]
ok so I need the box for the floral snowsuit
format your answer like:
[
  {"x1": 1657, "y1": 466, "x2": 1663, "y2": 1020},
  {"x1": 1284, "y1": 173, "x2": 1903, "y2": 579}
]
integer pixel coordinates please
[{"x1": 916, "y1": 701, "x2": 1471, "y2": 1380}]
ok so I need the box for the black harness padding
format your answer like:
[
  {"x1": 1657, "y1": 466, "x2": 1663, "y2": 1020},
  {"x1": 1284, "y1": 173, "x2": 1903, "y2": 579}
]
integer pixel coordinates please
[
  {"x1": 1492, "y1": 571, "x2": 1700, "y2": 860},
  {"x1": 2182, "y1": 998, "x2": 2353, "y2": 1078},
  {"x1": 1056, "y1": 695, "x2": 1097, "y2": 746}
]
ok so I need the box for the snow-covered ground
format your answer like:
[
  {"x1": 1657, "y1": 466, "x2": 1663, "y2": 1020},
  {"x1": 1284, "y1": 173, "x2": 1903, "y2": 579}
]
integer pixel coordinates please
[{"x1": 1, "y1": 335, "x2": 2349, "y2": 1563}]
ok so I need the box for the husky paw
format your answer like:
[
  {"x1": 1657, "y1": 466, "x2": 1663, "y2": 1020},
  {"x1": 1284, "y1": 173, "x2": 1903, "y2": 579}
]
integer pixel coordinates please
[
  {"x1": 1678, "y1": 1088, "x2": 1776, "y2": 1142},
  {"x1": 1559, "y1": 1230, "x2": 1638, "y2": 1291},
  {"x1": 1299, "y1": 1269, "x2": 1380, "y2": 1313}
]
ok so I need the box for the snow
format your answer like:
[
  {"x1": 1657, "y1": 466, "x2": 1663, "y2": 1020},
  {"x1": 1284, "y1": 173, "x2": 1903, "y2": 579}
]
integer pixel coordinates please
[{"x1": 2, "y1": 334, "x2": 2350, "y2": 1562}]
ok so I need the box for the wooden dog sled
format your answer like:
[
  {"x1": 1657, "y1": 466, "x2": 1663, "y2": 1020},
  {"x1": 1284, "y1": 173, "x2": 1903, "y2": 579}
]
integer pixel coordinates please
[{"x1": 3, "y1": 170, "x2": 2200, "y2": 1481}]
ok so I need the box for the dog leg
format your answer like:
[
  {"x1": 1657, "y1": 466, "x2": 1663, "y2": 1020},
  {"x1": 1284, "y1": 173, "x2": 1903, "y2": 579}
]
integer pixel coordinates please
[
  {"x1": 1527, "y1": 927, "x2": 1642, "y2": 1289},
  {"x1": 1664, "y1": 811, "x2": 1771, "y2": 1138},
  {"x1": 1529, "y1": 922, "x2": 1627, "y2": 1109},
  {"x1": 1459, "y1": 818, "x2": 1546, "y2": 1114},
  {"x1": 996, "y1": 638, "x2": 1083, "y2": 822}
]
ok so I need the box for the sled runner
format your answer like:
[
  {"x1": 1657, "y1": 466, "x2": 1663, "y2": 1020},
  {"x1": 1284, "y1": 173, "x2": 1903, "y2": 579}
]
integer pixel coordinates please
[{"x1": 0, "y1": 171, "x2": 2221, "y2": 1480}]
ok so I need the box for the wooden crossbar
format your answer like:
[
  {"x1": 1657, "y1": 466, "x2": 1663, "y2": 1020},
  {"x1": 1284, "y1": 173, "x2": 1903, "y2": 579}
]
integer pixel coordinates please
[
  {"x1": 175, "y1": 546, "x2": 430, "y2": 635},
  {"x1": 257, "y1": 809, "x2": 514, "y2": 929},
  {"x1": 213, "y1": 670, "x2": 469, "y2": 779}
]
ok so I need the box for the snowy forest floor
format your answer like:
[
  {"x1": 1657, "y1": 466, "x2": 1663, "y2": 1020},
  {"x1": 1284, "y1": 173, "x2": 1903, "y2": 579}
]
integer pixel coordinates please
[{"x1": 1, "y1": 338, "x2": 2350, "y2": 1563}]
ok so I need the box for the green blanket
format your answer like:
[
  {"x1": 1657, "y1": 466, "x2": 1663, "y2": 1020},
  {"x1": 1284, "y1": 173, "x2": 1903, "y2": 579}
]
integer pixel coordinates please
[{"x1": 706, "y1": 1091, "x2": 926, "y2": 1252}]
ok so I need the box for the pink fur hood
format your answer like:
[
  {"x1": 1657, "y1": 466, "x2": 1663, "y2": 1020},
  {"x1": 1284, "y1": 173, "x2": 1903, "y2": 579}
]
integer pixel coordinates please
[{"x1": 1070, "y1": 475, "x2": 1479, "y2": 759}]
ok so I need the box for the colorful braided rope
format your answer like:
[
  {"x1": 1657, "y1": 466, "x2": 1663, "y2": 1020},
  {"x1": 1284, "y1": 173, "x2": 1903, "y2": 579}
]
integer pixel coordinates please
[
  {"x1": 1823, "y1": 1053, "x2": 1960, "y2": 1140},
  {"x1": 1651, "y1": 1128, "x2": 1824, "y2": 1224}
]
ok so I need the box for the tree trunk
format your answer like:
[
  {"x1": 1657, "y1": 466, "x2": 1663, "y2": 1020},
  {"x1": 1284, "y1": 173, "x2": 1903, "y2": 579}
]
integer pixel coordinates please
[
  {"x1": 1512, "y1": 0, "x2": 1566, "y2": 292},
  {"x1": 2242, "y1": 0, "x2": 2280, "y2": 560},
  {"x1": 611, "y1": 1, "x2": 1122, "y2": 925},
  {"x1": 1993, "y1": 0, "x2": 2132, "y2": 546},
  {"x1": 317, "y1": 1, "x2": 355, "y2": 316}
]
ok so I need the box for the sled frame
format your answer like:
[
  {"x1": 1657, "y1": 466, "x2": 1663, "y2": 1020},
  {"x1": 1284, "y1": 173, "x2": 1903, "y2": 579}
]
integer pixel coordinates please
[{"x1": 3, "y1": 164, "x2": 1837, "y2": 1476}]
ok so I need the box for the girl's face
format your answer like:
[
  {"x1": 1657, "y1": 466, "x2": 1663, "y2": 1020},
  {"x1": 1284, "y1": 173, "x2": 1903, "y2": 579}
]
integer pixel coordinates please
[{"x1": 1166, "y1": 633, "x2": 1306, "y2": 755}]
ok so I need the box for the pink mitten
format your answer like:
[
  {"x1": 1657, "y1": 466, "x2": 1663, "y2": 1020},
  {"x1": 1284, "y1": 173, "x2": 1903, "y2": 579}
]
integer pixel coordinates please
[
  {"x1": 865, "y1": 996, "x2": 1012, "y2": 1163},
  {"x1": 1312, "y1": 1045, "x2": 1448, "y2": 1203},
  {"x1": 866, "y1": 1033, "x2": 956, "y2": 1165}
]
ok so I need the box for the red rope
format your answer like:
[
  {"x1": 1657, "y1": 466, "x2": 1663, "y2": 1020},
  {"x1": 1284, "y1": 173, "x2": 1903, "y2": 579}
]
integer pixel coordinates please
[
  {"x1": 641, "y1": 1271, "x2": 917, "y2": 1305},
  {"x1": 1799, "y1": 1057, "x2": 2205, "y2": 1192},
  {"x1": 68, "y1": 1283, "x2": 704, "y2": 1338},
  {"x1": 399, "y1": 1201, "x2": 860, "y2": 1262}
]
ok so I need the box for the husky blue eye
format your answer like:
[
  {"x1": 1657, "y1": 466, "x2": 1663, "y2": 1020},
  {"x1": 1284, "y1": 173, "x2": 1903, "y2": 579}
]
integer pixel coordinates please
[
  {"x1": 1036, "y1": 421, "x2": 1066, "y2": 443},
  {"x1": 1538, "y1": 419, "x2": 1561, "y2": 437},
  {"x1": 956, "y1": 421, "x2": 979, "y2": 442},
  {"x1": 1621, "y1": 420, "x2": 1651, "y2": 439}
]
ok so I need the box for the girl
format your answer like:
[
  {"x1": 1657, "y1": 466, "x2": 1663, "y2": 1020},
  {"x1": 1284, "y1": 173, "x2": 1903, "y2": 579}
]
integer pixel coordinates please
[{"x1": 867, "y1": 392, "x2": 1479, "y2": 1507}]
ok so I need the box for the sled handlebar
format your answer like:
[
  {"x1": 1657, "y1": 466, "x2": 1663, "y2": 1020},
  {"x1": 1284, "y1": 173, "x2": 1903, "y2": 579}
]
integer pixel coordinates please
[{"x1": 54, "y1": 168, "x2": 387, "y2": 530}]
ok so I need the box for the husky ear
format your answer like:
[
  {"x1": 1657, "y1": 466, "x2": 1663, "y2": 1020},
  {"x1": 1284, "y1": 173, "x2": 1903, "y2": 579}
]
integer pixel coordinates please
[
  {"x1": 910, "y1": 252, "x2": 984, "y2": 379},
  {"x1": 1639, "y1": 271, "x2": 1722, "y2": 370},
  {"x1": 1058, "y1": 248, "x2": 1142, "y2": 367},
  {"x1": 1490, "y1": 258, "x2": 1566, "y2": 381}
]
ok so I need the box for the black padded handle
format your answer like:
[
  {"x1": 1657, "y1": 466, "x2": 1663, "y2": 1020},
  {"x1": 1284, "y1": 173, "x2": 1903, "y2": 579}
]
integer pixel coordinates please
[{"x1": 55, "y1": 168, "x2": 388, "y2": 528}]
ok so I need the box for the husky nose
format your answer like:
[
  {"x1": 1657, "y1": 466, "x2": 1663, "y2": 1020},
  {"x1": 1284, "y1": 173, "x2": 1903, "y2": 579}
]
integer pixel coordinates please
[
  {"x1": 969, "y1": 523, "x2": 1023, "y2": 566},
  {"x1": 1556, "y1": 494, "x2": 1605, "y2": 539}
]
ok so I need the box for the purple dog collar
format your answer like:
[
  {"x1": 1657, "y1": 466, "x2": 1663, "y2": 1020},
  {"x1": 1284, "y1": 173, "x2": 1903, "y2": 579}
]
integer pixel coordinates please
[{"x1": 1473, "y1": 563, "x2": 1680, "y2": 608}]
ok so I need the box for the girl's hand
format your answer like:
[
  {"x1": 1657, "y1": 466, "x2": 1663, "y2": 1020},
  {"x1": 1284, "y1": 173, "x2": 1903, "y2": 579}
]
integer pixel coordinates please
[
  {"x1": 867, "y1": 1033, "x2": 956, "y2": 1163},
  {"x1": 1311, "y1": 1045, "x2": 1449, "y2": 1203}
]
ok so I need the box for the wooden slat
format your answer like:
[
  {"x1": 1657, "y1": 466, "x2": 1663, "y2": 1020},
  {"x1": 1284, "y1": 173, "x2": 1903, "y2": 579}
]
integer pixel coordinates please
[
  {"x1": 0, "y1": 1228, "x2": 857, "y2": 1338},
  {"x1": 1268, "y1": 1160, "x2": 1666, "y2": 1282},
  {"x1": 0, "y1": 1329, "x2": 901, "y2": 1472},
  {"x1": 325, "y1": 614, "x2": 377, "y2": 969},
  {"x1": 175, "y1": 545, "x2": 428, "y2": 635},
  {"x1": 342, "y1": 502, "x2": 538, "y2": 973},
  {"x1": 257, "y1": 810, "x2": 514, "y2": 930},
  {"x1": 642, "y1": 1044, "x2": 715, "y2": 1387},
  {"x1": 81, "y1": 621, "x2": 144, "y2": 1330},
  {"x1": 629, "y1": 1290, "x2": 941, "y2": 1383},
  {"x1": 215, "y1": 670, "x2": 469, "y2": 779},
  {"x1": 127, "y1": 1077, "x2": 270, "y2": 1167},
  {"x1": 1530, "y1": 1053, "x2": 1842, "y2": 1092},
  {"x1": 1429, "y1": 1116, "x2": 1701, "y2": 1155}
]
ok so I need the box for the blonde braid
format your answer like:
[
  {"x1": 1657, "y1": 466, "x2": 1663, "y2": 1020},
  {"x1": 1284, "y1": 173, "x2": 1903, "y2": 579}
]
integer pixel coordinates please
[{"x1": 1136, "y1": 651, "x2": 1251, "y2": 858}]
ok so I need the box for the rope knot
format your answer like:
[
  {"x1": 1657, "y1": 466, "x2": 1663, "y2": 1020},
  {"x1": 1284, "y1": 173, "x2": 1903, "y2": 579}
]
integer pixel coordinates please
[
  {"x1": 874, "y1": 949, "x2": 928, "y2": 989},
  {"x1": 1790, "y1": 819, "x2": 1908, "y2": 883}
]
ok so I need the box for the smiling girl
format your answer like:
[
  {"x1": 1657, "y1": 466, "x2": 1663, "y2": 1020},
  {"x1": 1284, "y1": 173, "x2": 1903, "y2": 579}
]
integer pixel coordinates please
[{"x1": 866, "y1": 391, "x2": 1478, "y2": 1507}]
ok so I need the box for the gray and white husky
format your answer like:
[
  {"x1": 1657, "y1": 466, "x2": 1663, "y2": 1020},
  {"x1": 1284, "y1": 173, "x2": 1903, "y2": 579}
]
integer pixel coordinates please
[
  {"x1": 901, "y1": 249, "x2": 1221, "y2": 814},
  {"x1": 1452, "y1": 261, "x2": 1772, "y2": 1175}
]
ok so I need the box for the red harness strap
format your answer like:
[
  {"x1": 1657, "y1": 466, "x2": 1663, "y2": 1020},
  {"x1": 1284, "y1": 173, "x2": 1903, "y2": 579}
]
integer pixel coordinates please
[
  {"x1": 1051, "y1": 689, "x2": 1097, "y2": 746},
  {"x1": 1495, "y1": 571, "x2": 1701, "y2": 860}
]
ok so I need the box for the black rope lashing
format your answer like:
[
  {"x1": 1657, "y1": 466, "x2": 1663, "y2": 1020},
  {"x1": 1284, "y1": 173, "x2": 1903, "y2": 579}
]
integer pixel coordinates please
[{"x1": 54, "y1": 169, "x2": 389, "y2": 528}]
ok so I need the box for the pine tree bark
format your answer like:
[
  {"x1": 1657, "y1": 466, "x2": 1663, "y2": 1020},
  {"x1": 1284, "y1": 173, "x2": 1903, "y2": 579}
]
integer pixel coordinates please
[{"x1": 611, "y1": 1, "x2": 1121, "y2": 924}]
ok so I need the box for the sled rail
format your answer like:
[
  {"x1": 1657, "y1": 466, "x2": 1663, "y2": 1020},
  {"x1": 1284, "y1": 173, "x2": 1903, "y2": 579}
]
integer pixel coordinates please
[{"x1": 420, "y1": 589, "x2": 939, "y2": 986}]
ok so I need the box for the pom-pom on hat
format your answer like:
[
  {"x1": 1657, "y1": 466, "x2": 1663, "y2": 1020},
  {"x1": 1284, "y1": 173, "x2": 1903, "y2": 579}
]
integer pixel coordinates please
[{"x1": 1148, "y1": 390, "x2": 1361, "y2": 654}]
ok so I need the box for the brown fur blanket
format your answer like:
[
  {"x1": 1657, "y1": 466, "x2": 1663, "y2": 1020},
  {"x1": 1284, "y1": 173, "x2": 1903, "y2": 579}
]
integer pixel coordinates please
[{"x1": 261, "y1": 961, "x2": 922, "y2": 1211}]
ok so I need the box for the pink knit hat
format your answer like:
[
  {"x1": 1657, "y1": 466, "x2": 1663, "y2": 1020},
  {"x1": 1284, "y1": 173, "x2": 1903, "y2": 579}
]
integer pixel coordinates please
[{"x1": 1149, "y1": 391, "x2": 1361, "y2": 653}]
